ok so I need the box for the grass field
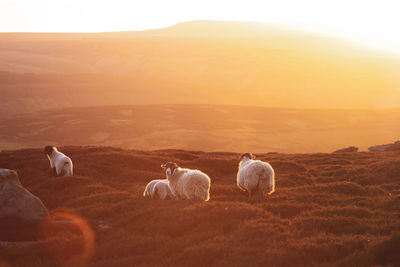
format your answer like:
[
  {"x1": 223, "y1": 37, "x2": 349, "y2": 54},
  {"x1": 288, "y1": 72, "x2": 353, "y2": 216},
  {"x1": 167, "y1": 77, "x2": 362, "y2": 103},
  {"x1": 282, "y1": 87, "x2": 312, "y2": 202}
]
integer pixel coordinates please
[
  {"x1": 1, "y1": 105, "x2": 400, "y2": 153},
  {"x1": 0, "y1": 146, "x2": 400, "y2": 266}
]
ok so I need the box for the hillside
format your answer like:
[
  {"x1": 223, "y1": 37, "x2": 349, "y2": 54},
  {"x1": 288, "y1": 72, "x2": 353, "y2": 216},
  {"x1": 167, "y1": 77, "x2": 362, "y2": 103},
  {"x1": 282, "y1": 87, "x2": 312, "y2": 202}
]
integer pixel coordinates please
[
  {"x1": 1, "y1": 21, "x2": 400, "y2": 115},
  {"x1": 1, "y1": 105, "x2": 400, "y2": 153},
  {"x1": 0, "y1": 147, "x2": 400, "y2": 266}
]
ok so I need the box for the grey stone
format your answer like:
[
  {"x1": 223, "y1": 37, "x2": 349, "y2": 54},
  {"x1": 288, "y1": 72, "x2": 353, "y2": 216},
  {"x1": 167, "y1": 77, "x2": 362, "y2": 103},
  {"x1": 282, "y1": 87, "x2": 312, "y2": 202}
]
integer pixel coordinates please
[
  {"x1": 368, "y1": 143, "x2": 397, "y2": 151},
  {"x1": 0, "y1": 169, "x2": 48, "y2": 222},
  {"x1": 333, "y1": 146, "x2": 358, "y2": 153}
]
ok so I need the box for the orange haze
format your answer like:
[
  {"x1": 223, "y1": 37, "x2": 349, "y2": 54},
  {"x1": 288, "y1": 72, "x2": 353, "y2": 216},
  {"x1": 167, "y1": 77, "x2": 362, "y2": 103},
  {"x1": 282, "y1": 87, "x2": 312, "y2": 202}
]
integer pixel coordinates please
[{"x1": 1, "y1": 21, "x2": 400, "y2": 116}]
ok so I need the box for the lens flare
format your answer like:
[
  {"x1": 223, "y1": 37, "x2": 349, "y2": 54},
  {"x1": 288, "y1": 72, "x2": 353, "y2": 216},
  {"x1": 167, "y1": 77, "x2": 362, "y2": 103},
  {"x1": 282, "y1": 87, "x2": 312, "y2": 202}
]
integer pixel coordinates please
[{"x1": 39, "y1": 210, "x2": 95, "y2": 266}]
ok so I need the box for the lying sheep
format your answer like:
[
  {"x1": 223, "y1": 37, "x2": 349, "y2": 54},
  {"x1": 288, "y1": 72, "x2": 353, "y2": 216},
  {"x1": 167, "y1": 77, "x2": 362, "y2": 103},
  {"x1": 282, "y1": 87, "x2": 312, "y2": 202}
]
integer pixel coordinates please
[
  {"x1": 237, "y1": 153, "x2": 275, "y2": 196},
  {"x1": 151, "y1": 180, "x2": 174, "y2": 200},
  {"x1": 44, "y1": 146, "x2": 73, "y2": 177},
  {"x1": 161, "y1": 162, "x2": 210, "y2": 201},
  {"x1": 143, "y1": 179, "x2": 174, "y2": 200},
  {"x1": 143, "y1": 179, "x2": 163, "y2": 198}
]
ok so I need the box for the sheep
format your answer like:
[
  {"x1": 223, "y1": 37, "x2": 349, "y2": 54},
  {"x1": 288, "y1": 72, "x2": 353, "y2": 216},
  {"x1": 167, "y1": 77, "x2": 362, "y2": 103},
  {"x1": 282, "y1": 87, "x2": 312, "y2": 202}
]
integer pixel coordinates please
[
  {"x1": 161, "y1": 162, "x2": 210, "y2": 201},
  {"x1": 151, "y1": 180, "x2": 174, "y2": 200},
  {"x1": 44, "y1": 146, "x2": 73, "y2": 177},
  {"x1": 143, "y1": 179, "x2": 163, "y2": 198},
  {"x1": 143, "y1": 179, "x2": 174, "y2": 199},
  {"x1": 237, "y1": 153, "x2": 275, "y2": 196}
]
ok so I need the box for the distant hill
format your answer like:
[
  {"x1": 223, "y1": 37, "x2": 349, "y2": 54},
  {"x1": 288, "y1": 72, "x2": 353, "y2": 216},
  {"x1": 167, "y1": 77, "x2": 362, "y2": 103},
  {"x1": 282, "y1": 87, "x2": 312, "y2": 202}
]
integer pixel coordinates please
[
  {"x1": 1, "y1": 104, "x2": 399, "y2": 153},
  {"x1": 1, "y1": 20, "x2": 400, "y2": 115}
]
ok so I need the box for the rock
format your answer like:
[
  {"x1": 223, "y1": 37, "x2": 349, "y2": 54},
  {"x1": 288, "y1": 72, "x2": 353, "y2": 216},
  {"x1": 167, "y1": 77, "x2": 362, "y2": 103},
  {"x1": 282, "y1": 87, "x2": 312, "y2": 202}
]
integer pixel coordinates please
[
  {"x1": 368, "y1": 144, "x2": 391, "y2": 151},
  {"x1": 386, "y1": 143, "x2": 400, "y2": 151},
  {"x1": 0, "y1": 169, "x2": 49, "y2": 222},
  {"x1": 333, "y1": 146, "x2": 358, "y2": 153},
  {"x1": 368, "y1": 141, "x2": 400, "y2": 152}
]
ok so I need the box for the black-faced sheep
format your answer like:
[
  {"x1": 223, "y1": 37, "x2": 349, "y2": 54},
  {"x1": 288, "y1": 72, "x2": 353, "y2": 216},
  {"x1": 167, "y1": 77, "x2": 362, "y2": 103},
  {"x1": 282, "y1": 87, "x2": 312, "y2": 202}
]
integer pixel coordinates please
[
  {"x1": 44, "y1": 146, "x2": 73, "y2": 177},
  {"x1": 237, "y1": 153, "x2": 275, "y2": 196},
  {"x1": 161, "y1": 162, "x2": 210, "y2": 201}
]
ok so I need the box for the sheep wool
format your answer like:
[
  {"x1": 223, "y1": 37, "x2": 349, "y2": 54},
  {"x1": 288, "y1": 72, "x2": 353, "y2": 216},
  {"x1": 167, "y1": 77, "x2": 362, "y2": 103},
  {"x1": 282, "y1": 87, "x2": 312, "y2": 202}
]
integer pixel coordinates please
[
  {"x1": 143, "y1": 179, "x2": 163, "y2": 197},
  {"x1": 161, "y1": 162, "x2": 210, "y2": 201},
  {"x1": 237, "y1": 153, "x2": 275, "y2": 196},
  {"x1": 44, "y1": 146, "x2": 73, "y2": 177},
  {"x1": 151, "y1": 180, "x2": 174, "y2": 200}
]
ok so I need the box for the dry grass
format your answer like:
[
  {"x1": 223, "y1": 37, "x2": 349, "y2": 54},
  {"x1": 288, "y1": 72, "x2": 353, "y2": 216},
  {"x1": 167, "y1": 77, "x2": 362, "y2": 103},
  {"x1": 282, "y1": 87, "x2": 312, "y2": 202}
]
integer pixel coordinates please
[
  {"x1": 0, "y1": 147, "x2": 400, "y2": 266},
  {"x1": 1, "y1": 105, "x2": 400, "y2": 153}
]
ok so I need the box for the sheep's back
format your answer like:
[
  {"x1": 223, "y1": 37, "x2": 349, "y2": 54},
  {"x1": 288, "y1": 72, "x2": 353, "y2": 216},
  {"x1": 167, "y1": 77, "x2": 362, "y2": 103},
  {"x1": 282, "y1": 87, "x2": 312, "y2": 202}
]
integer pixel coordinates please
[
  {"x1": 180, "y1": 170, "x2": 211, "y2": 201},
  {"x1": 144, "y1": 179, "x2": 162, "y2": 197},
  {"x1": 153, "y1": 180, "x2": 173, "y2": 199},
  {"x1": 238, "y1": 160, "x2": 273, "y2": 192}
]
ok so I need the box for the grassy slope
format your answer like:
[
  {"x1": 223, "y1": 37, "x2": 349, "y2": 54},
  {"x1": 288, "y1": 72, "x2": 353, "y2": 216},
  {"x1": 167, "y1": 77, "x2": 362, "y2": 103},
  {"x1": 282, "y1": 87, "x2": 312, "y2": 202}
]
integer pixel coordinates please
[
  {"x1": 1, "y1": 105, "x2": 400, "y2": 153},
  {"x1": 0, "y1": 147, "x2": 400, "y2": 266}
]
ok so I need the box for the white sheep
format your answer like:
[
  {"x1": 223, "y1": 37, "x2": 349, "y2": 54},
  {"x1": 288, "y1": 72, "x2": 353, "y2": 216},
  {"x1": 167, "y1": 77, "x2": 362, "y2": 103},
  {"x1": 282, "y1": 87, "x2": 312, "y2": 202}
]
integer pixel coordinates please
[
  {"x1": 161, "y1": 162, "x2": 210, "y2": 201},
  {"x1": 237, "y1": 153, "x2": 275, "y2": 196},
  {"x1": 151, "y1": 180, "x2": 174, "y2": 200},
  {"x1": 143, "y1": 179, "x2": 163, "y2": 198},
  {"x1": 143, "y1": 179, "x2": 174, "y2": 200},
  {"x1": 44, "y1": 146, "x2": 73, "y2": 177}
]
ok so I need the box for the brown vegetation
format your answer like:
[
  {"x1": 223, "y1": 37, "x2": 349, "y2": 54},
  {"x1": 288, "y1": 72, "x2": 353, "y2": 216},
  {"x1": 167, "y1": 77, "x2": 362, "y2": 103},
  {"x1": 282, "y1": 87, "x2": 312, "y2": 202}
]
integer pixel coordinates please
[
  {"x1": 0, "y1": 147, "x2": 400, "y2": 266},
  {"x1": 1, "y1": 105, "x2": 400, "y2": 153}
]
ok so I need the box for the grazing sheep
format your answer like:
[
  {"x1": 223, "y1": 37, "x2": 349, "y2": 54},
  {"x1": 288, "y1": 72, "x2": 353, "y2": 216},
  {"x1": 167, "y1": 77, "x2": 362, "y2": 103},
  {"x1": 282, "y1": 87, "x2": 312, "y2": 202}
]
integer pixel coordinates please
[
  {"x1": 151, "y1": 180, "x2": 174, "y2": 200},
  {"x1": 44, "y1": 146, "x2": 73, "y2": 177},
  {"x1": 161, "y1": 162, "x2": 210, "y2": 201},
  {"x1": 237, "y1": 153, "x2": 275, "y2": 196},
  {"x1": 143, "y1": 179, "x2": 163, "y2": 198}
]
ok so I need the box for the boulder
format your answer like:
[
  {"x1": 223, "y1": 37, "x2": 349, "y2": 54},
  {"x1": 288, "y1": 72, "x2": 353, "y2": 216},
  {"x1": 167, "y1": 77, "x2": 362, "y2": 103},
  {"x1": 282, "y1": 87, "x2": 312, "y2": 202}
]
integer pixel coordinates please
[
  {"x1": 369, "y1": 141, "x2": 400, "y2": 152},
  {"x1": 386, "y1": 143, "x2": 400, "y2": 151},
  {"x1": 333, "y1": 146, "x2": 358, "y2": 153},
  {"x1": 368, "y1": 144, "x2": 391, "y2": 151},
  {"x1": 0, "y1": 169, "x2": 49, "y2": 222}
]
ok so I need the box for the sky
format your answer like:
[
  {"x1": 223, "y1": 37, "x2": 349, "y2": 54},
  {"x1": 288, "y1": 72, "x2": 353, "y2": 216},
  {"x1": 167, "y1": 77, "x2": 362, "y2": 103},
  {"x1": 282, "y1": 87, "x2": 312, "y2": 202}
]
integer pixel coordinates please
[{"x1": 1, "y1": 0, "x2": 400, "y2": 55}]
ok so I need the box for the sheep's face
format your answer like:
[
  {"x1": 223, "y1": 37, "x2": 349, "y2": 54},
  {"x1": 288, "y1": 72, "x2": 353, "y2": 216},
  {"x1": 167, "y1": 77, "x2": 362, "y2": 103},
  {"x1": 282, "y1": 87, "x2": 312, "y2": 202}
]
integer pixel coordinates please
[
  {"x1": 44, "y1": 146, "x2": 56, "y2": 155},
  {"x1": 161, "y1": 162, "x2": 178, "y2": 179},
  {"x1": 240, "y1": 153, "x2": 256, "y2": 161}
]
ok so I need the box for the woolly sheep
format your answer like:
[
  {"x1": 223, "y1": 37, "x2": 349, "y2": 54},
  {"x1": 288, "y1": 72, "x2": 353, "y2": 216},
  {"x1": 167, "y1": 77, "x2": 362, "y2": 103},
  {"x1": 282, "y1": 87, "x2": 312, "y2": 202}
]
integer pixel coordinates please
[
  {"x1": 237, "y1": 153, "x2": 275, "y2": 196},
  {"x1": 151, "y1": 180, "x2": 174, "y2": 200},
  {"x1": 44, "y1": 146, "x2": 73, "y2": 177},
  {"x1": 161, "y1": 162, "x2": 210, "y2": 201},
  {"x1": 143, "y1": 179, "x2": 163, "y2": 198},
  {"x1": 143, "y1": 179, "x2": 174, "y2": 200}
]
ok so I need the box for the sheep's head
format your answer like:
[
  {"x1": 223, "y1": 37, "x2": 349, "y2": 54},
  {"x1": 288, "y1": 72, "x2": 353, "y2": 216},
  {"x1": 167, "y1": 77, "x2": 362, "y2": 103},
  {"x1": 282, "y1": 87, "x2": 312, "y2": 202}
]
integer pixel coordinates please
[
  {"x1": 161, "y1": 162, "x2": 179, "y2": 179},
  {"x1": 240, "y1": 153, "x2": 256, "y2": 161},
  {"x1": 44, "y1": 146, "x2": 56, "y2": 155}
]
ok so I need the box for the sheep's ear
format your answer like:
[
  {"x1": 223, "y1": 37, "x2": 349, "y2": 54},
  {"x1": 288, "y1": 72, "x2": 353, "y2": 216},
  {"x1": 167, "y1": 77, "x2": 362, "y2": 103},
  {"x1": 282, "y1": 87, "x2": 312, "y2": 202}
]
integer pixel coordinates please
[
  {"x1": 161, "y1": 164, "x2": 166, "y2": 169},
  {"x1": 251, "y1": 154, "x2": 256, "y2": 159}
]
